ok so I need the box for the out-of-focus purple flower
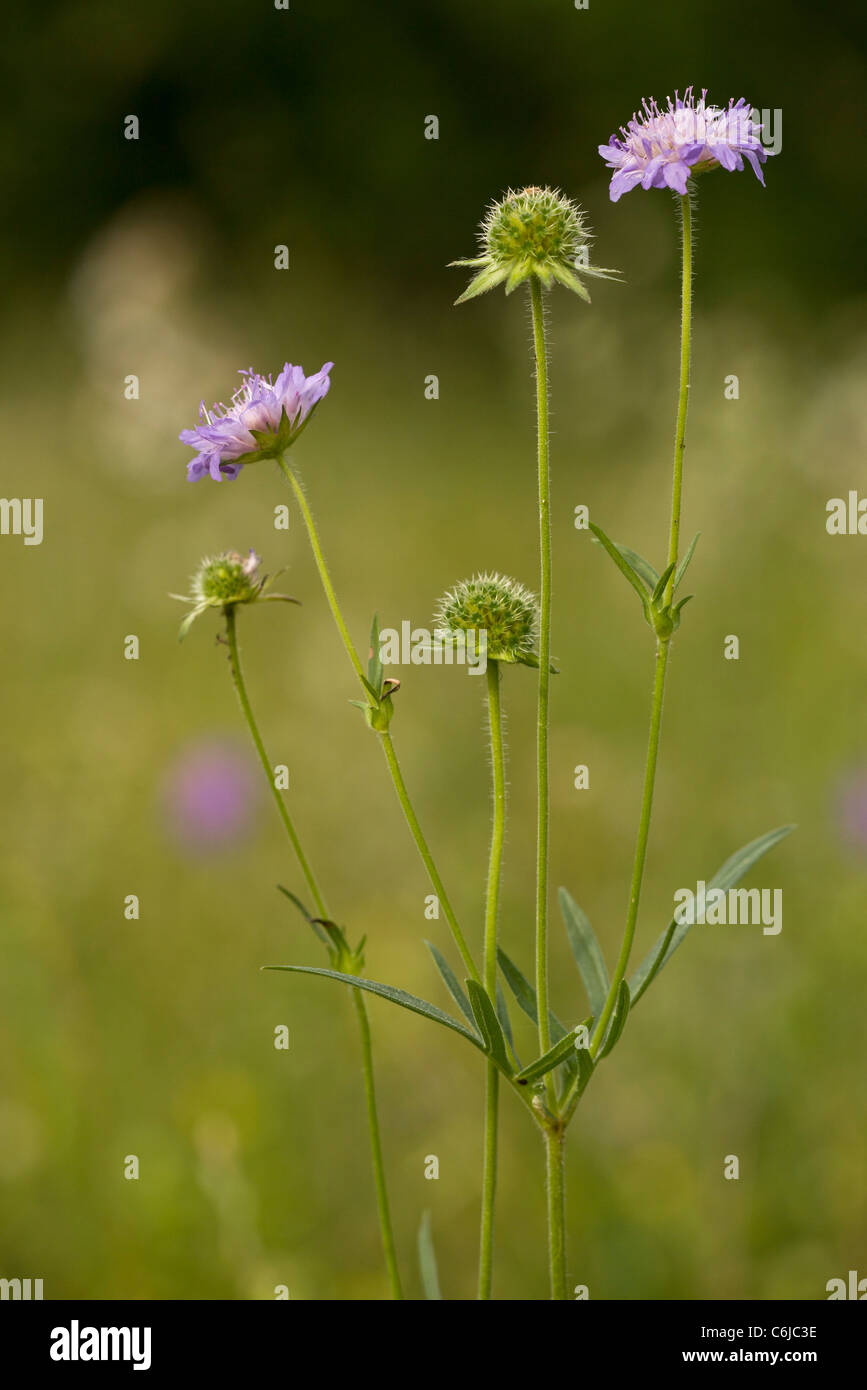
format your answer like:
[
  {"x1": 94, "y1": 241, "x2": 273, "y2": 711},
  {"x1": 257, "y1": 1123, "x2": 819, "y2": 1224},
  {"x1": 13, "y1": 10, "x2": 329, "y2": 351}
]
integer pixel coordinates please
[
  {"x1": 599, "y1": 88, "x2": 770, "y2": 202},
  {"x1": 837, "y1": 768, "x2": 867, "y2": 853},
  {"x1": 180, "y1": 361, "x2": 333, "y2": 482},
  {"x1": 162, "y1": 739, "x2": 260, "y2": 853}
]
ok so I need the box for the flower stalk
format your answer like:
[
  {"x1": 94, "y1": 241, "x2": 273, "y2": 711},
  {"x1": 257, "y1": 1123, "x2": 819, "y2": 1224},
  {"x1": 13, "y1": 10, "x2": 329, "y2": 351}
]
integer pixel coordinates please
[
  {"x1": 530, "y1": 277, "x2": 554, "y2": 1107},
  {"x1": 478, "y1": 659, "x2": 506, "y2": 1299},
  {"x1": 223, "y1": 603, "x2": 402, "y2": 1299},
  {"x1": 277, "y1": 454, "x2": 481, "y2": 984},
  {"x1": 589, "y1": 190, "x2": 694, "y2": 1056}
]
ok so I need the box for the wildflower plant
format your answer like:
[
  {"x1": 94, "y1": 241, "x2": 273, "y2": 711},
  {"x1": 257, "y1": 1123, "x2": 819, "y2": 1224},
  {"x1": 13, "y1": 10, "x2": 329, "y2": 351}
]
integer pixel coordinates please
[{"x1": 175, "y1": 98, "x2": 792, "y2": 1301}]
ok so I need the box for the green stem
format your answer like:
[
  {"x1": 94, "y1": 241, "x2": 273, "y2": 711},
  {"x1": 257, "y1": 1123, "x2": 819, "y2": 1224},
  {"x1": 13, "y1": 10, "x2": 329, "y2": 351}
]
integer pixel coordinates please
[
  {"x1": 224, "y1": 605, "x2": 402, "y2": 1299},
  {"x1": 278, "y1": 457, "x2": 367, "y2": 684},
  {"x1": 529, "y1": 278, "x2": 553, "y2": 1106},
  {"x1": 483, "y1": 662, "x2": 506, "y2": 1001},
  {"x1": 279, "y1": 454, "x2": 479, "y2": 984},
  {"x1": 380, "y1": 731, "x2": 480, "y2": 984},
  {"x1": 224, "y1": 605, "x2": 327, "y2": 919},
  {"x1": 478, "y1": 661, "x2": 505, "y2": 1299},
  {"x1": 545, "y1": 1126, "x2": 567, "y2": 1300},
  {"x1": 589, "y1": 637, "x2": 669, "y2": 1055},
  {"x1": 351, "y1": 989, "x2": 403, "y2": 1300},
  {"x1": 588, "y1": 190, "x2": 694, "y2": 1059},
  {"x1": 665, "y1": 193, "x2": 693, "y2": 601}
]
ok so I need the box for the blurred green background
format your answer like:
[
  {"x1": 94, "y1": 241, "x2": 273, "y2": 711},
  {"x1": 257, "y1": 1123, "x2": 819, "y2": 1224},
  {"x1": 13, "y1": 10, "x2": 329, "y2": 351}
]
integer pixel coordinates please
[{"x1": 1, "y1": 0, "x2": 865, "y2": 1300}]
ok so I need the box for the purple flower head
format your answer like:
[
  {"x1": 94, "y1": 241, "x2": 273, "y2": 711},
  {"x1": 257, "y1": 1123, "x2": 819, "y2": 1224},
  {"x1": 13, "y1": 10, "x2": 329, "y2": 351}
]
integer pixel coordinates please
[
  {"x1": 599, "y1": 88, "x2": 771, "y2": 202},
  {"x1": 180, "y1": 361, "x2": 333, "y2": 482},
  {"x1": 162, "y1": 739, "x2": 260, "y2": 854}
]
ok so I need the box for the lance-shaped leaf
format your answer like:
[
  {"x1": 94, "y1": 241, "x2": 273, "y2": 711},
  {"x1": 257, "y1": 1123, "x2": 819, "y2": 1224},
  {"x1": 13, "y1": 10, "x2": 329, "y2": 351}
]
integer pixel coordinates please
[
  {"x1": 559, "y1": 887, "x2": 610, "y2": 1020},
  {"x1": 368, "y1": 613, "x2": 384, "y2": 696},
  {"x1": 673, "y1": 532, "x2": 700, "y2": 592},
  {"x1": 496, "y1": 982, "x2": 520, "y2": 1068},
  {"x1": 418, "y1": 1211, "x2": 442, "y2": 1300},
  {"x1": 515, "y1": 1027, "x2": 588, "y2": 1084},
  {"x1": 276, "y1": 885, "x2": 330, "y2": 947},
  {"x1": 466, "y1": 980, "x2": 513, "y2": 1074},
  {"x1": 588, "y1": 522, "x2": 649, "y2": 605},
  {"x1": 615, "y1": 543, "x2": 659, "y2": 594},
  {"x1": 597, "y1": 980, "x2": 631, "y2": 1060},
  {"x1": 425, "y1": 940, "x2": 478, "y2": 1034},
  {"x1": 263, "y1": 964, "x2": 484, "y2": 1049},
  {"x1": 629, "y1": 825, "x2": 796, "y2": 1005},
  {"x1": 575, "y1": 1042, "x2": 595, "y2": 1094},
  {"x1": 497, "y1": 948, "x2": 579, "y2": 1079},
  {"x1": 651, "y1": 561, "x2": 678, "y2": 607}
]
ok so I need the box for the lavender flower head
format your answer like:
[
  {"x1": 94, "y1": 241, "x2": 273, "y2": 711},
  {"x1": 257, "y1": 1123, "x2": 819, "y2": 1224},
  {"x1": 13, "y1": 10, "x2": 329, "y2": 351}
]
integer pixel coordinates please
[
  {"x1": 180, "y1": 361, "x2": 333, "y2": 482},
  {"x1": 599, "y1": 88, "x2": 770, "y2": 202},
  {"x1": 162, "y1": 739, "x2": 260, "y2": 854}
]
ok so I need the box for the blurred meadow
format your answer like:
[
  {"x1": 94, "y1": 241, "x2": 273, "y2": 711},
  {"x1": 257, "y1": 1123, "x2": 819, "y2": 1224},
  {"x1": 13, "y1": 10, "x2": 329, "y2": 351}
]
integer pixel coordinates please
[{"x1": 0, "y1": 0, "x2": 865, "y2": 1299}]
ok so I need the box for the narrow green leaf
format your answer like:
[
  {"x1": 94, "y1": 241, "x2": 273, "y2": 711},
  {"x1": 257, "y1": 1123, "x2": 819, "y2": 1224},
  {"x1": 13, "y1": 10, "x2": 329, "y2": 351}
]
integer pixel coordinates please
[
  {"x1": 651, "y1": 561, "x2": 677, "y2": 605},
  {"x1": 453, "y1": 265, "x2": 508, "y2": 304},
  {"x1": 358, "y1": 673, "x2": 380, "y2": 703},
  {"x1": 575, "y1": 1043, "x2": 595, "y2": 1093},
  {"x1": 424, "y1": 940, "x2": 478, "y2": 1034},
  {"x1": 615, "y1": 544, "x2": 659, "y2": 593},
  {"x1": 418, "y1": 1211, "x2": 442, "y2": 1300},
  {"x1": 550, "y1": 262, "x2": 592, "y2": 302},
  {"x1": 276, "y1": 885, "x2": 329, "y2": 946},
  {"x1": 513, "y1": 650, "x2": 561, "y2": 674},
  {"x1": 496, "y1": 948, "x2": 537, "y2": 1023},
  {"x1": 629, "y1": 825, "x2": 796, "y2": 1004},
  {"x1": 588, "y1": 523, "x2": 648, "y2": 604},
  {"x1": 496, "y1": 982, "x2": 519, "y2": 1066},
  {"x1": 276, "y1": 884, "x2": 311, "y2": 920},
  {"x1": 598, "y1": 980, "x2": 631, "y2": 1059},
  {"x1": 674, "y1": 532, "x2": 700, "y2": 591},
  {"x1": 515, "y1": 1028, "x2": 585, "y2": 1084},
  {"x1": 263, "y1": 964, "x2": 484, "y2": 1049},
  {"x1": 368, "y1": 614, "x2": 383, "y2": 696},
  {"x1": 558, "y1": 887, "x2": 610, "y2": 1020},
  {"x1": 496, "y1": 948, "x2": 578, "y2": 1078},
  {"x1": 177, "y1": 607, "x2": 203, "y2": 641},
  {"x1": 466, "y1": 980, "x2": 513, "y2": 1074}
]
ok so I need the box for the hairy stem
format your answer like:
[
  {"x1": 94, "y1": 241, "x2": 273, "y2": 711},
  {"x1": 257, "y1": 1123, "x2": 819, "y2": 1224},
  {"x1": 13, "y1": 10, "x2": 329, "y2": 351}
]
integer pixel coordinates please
[
  {"x1": 589, "y1": 637, "x2": 669, "y2": 1055},
  {"x1": 665, "y1": 192, "x2": 693, "y2": 601},
  {"x1": 478, "y1": 661, "x2": 506, "y2": 1299},
  {"x1": 529, "y1": 278, "x2": 553, "y2": 1103},
  {"x1": 224, "y1": 605, "x2": 327, "y2": 918},
  {"x1": 279, "y1": 454, "x2": 479, "y2": 983},
  {"x1": 545, "y1": 1126, "x2": 567, "y2": 1300},
  {"x1": 380, "y1": 731, "x2": 480, "y2": 983},
  {"x1": 588, "y1": 190, "x2": 694, "y2": 1058},
  {"x1": 224, "y1": 604, "x2": 402, "y2": 1298},
  {"x1": 352, "y1": 989, "x2": 404, "y2": 1300},
  {"x1": 278, "y1": 458, "x2": 367, "y2": 684}
]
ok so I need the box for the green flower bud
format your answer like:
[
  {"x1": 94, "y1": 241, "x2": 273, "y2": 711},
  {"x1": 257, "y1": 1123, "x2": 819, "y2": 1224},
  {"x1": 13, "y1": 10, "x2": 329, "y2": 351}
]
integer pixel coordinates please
[
  {"x1": 171, "y1": 549, "x2": 299, "y2": 640},
  {"x1": 451, "y1": 186, "x2": 620, "y2": 304},
  {"x1": 194, "y1": 551, "x2": 262, "y2": 606},
  {"x1": 435, "y1": 573, "x2": 539, "y2": 665}
]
